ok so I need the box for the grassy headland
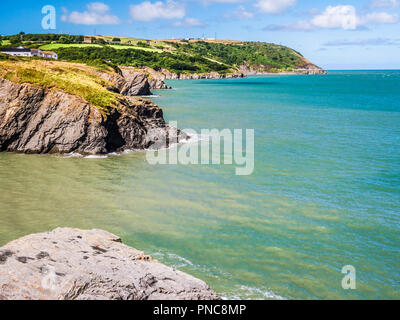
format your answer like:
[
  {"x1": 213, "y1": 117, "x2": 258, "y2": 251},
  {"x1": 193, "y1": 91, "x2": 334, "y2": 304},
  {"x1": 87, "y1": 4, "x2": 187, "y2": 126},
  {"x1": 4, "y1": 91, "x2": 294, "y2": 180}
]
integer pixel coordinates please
[
  {"x1": 0, "y1": 33, "x2": 321, "y2": 75},
  {"x1": 0, "y1": 54, "x2": 119, "y2": 114}
]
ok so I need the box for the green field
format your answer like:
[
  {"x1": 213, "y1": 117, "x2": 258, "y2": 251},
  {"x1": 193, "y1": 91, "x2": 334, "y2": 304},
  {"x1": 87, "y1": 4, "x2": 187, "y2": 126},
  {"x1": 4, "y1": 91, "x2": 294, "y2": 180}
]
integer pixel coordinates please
[
  {"x1": 39, "y1": 43, "x2": 162, "y2": 53},
  {"x1": 0, "y1": 40, "x2": 11, "y2": 46}
]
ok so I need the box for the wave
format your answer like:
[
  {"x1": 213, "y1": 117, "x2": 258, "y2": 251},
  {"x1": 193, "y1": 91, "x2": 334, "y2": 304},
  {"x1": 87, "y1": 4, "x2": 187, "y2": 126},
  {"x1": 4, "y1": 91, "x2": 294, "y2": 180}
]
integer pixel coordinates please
[
  {"x1": 140, "y1": 94, "x2": 160, "y2": 98},
  {"x1": 63, "y1": 153, "x2": 83, "y2": 158},
  {"x1": 84, "y1": 155, "x2": 109, "y2": 159},
  {"x1": 61, "y1": 132, "x2": 206, "y2": 159},
  {"x1": 221, "y1": 285, "x2": 285, "y2": 301}
]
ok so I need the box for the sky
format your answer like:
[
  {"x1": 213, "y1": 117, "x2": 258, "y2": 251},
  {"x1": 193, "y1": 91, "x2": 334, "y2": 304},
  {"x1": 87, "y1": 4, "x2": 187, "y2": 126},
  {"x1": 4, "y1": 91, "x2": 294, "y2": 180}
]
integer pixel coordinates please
[{"x1": 1, "y1": 0, "x2": 400, "y2": 69}]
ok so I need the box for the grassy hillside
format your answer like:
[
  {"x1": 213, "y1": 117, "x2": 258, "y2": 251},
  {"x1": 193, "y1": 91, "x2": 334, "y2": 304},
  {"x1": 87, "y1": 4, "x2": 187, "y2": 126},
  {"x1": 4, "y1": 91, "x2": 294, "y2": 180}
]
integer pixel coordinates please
[
  {"x1": 0, "y1": 33, "x2": 321, "y2": 74},
  {"x1": 39, "y1": 43, "x2": 162, "y2": 52},
  {"x1": 54, "y1": 46, "x2": 230, "y2": 74},
  {"x1": 0, "y1": 54, "x2": 119, "y2": 114},
  {"x1": 168, "y1": 41, "x2": 307, "y2": 71}
]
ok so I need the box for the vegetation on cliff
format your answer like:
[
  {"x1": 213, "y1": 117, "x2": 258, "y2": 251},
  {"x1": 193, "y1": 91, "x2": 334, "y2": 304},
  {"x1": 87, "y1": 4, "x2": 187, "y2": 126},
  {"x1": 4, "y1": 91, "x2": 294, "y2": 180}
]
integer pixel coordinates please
[
  {"x1": 54, "y1": 47, "x2": 231, "y2": 74},
  {"x1": 168, "y1": 41, "x2": 307, "y2": 72},
  {"x1": 0, "y1": 57, "x2": 119, "y2": 113},
  {"x1": 1, "y1": 33, "x2": 323, "y2": 75}
]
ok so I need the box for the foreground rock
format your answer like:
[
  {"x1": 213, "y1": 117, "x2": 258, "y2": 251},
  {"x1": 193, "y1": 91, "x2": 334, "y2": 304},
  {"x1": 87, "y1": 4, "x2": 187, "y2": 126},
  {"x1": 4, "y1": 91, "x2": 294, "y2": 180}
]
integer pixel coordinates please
[
  {"x1": 0, "y1": 228, "x2": 219, "y2": 300},
  {"x1": 0, "y1": 79, "x2": 186, "y2": 154}
]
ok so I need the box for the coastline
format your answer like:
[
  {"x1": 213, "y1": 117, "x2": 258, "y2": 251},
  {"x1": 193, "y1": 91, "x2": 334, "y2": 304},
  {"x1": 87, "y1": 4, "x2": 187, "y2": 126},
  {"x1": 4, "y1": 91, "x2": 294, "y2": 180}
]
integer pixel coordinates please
[{"x1": 0, "y1": 71, "x2": 399, "y2": 299}]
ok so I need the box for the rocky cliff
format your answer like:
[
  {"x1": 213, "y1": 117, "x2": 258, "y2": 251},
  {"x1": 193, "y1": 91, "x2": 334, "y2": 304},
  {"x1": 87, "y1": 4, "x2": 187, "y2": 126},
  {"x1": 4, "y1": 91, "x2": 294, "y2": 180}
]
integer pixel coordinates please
[
  {"x1": 99, "y1": 66, "x2": 171, "y2": 95},
  {"x1": 239, "y1": 61, "x2": 327, "y2": 75},
  {"x1": 0, "y1": 79, "x2": 184, "y2": 154},
  {"x1": 0, "y1": 228, "x2": 219, "y2": 300},
  {"x1": 142, "y1": 64, "x2": 325, "y2": 82},
  {"x1": 142, "y1": 66, "x2": 244, "y2": 81},
  {"x1": 0, "y1": 59, "x2": 185, "y2": 155}
]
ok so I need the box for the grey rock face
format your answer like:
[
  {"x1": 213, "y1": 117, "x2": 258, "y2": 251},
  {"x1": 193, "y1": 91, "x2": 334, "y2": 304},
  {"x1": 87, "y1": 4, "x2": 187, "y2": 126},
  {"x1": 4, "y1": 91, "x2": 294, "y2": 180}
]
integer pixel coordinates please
[
  {"x1": 0, "y1": 228, "x2": 219, "y2": 300},
  {"x1": 0, "y1": 79, "x2": 186, "y2": 154},
  {"x1": 120, "y1": 68, "x2": 152, "y2": 96}
]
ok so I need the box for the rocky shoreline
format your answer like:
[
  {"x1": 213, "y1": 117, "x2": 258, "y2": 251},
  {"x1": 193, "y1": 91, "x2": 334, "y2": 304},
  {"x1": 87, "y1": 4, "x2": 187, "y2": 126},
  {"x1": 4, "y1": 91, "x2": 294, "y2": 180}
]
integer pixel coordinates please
[
  {"x1": 0, "y1": 228, "x2": 219, "y2": 300},
  {"x1": 0, "y1": 59, "x2": 326, "y2": 155},
  {"x1": 141, "y1": 62, "x2": 326, "y2": 82}
]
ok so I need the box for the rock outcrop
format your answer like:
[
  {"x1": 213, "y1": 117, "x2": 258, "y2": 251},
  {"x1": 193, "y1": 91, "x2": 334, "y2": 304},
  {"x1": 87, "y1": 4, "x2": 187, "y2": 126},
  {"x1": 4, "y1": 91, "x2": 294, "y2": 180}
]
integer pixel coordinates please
[
  {"x1": 239, "y1": 62, "x2": 327, "y2": 75},
  {"x1": 0, "y1": 78, "x2": 186, "y2": 154},
  {"x1": 0, "y1": 228, "x2": 219, "y2": 300},
  {"x1": 98, "y1": 67, "x2": 171, "y2": 95},
  {"x1": 141, "y1": 67, "x2": 244, "y2": 82}
]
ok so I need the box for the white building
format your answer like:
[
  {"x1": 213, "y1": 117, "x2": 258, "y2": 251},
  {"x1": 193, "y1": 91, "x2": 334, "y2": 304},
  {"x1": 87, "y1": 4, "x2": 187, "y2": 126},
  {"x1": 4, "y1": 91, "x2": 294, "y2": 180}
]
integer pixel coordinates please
[
  {"x1": 41, "y1": 51, "x2": 58, "y2": 59},
  {"x1": 1, "y1": 47, "x2": 57, "y2": 60},
  {"x1": 1, "y1": 46, "x2": 32, "y2": 57}
]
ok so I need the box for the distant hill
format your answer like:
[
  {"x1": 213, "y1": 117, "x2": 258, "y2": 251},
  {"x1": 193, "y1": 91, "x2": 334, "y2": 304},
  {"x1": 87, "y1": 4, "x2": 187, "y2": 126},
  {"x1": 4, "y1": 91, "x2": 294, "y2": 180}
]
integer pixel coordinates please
[{"x1": 0, "y1": 33, "x2": 325, "y2": 75}]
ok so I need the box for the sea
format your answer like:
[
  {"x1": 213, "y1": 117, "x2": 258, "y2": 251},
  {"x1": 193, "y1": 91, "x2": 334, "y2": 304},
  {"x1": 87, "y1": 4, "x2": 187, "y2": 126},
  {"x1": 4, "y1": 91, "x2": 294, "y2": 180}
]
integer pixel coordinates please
[{"x1": 0, "y1": 71, "x2": 399, "y2": 299}]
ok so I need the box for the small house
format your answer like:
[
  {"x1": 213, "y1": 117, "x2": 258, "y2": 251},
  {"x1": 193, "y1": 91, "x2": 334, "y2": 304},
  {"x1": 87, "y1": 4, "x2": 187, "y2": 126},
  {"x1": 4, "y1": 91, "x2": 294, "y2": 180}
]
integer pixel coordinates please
[
  {"x1": 1, "y1": 47, "x2": 32, "y2": 57},
  {"x1": 42, "y1": 51, "x2": 58, "y2": 59},
  {"x1": 84, "y1": 36, "x2": 93, "y2": 44}
]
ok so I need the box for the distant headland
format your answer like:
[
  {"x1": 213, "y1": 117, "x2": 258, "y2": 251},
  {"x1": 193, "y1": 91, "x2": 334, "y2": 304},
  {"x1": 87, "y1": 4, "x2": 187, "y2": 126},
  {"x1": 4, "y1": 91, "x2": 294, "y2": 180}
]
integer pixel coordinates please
[{"x1": 0, "y1": 33, "x2": 327, "y2": 77}]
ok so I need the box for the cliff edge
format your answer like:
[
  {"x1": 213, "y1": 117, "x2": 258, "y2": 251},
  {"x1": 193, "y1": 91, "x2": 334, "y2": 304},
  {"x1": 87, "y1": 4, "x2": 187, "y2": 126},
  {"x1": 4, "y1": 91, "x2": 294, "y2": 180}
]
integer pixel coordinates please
[
  {"x1": 0, "y1": 59, "x2": 183, "y2": 154},
  {"x1": 0, "y1": 228, "x2": 219, "y2": 300}
]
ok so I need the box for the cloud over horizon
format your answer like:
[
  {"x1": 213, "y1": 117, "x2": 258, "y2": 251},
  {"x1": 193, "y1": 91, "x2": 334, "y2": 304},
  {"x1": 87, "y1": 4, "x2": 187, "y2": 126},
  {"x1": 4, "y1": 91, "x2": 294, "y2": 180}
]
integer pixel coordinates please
[
  {"x1": 61, "y1": 2, "x2": 121, "y2": 25},
  {"x1": 323, "y1": 37, "x2": 400, "y2": 46},
  {"x1": 130, "y1": 0, "x2": 186, "y2": 22},
  {"x1": 255, "y1": 0, "x2": 297, "y2": 14},
  {"x1": 172, "y1": 18, "x2": 206, "y2": 27},
  {"x1": 264, "y1": 5, "x2": 398, "y2": 31}
]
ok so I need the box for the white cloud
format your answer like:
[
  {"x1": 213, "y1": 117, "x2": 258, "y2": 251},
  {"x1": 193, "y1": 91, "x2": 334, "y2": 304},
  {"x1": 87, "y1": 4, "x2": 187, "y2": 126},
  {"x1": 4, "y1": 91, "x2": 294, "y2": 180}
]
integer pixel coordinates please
[
  {"x1": 235, "y1": 6, "x2": 254, "y2": 19},
  {"x1": 370, "y1": 0, "x2": 399, "y2": 9},
  {"x1": 61, "y1": 2, "x2": 121, "y2": 25},
  {"x1": 362, "y1": 12, "x2": 399, "y2": 24},
  {"x1": 264, "y1": 5, "x2": 398, "y2": 31},
  {"x1": 87, "y1": 2, "x2": 109, "y2": 13},
  {"x1": 310, "y1": 5, "x2": 358, "y2": 30},
  {"x1": 255, "y1": 0, "x2": 297, "y2": 14},
  {"x1": 130, "y1": 0, "x2": 185, "y2": 22},
  {"x1": 173, "y1": 18, "x2": 206, "y2": 27}
]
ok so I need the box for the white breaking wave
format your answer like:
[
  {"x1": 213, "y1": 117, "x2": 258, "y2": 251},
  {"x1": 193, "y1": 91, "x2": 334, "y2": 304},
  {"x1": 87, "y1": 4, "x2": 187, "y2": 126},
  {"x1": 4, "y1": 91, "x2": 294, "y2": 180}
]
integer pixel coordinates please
[
  {"x1": 221, "y1": 285, "x2": 285, "y2": 300},
  {"x1": 84, "y1": 155, "x2": 109, "y2": 159},
  {"x1": 63, "y1": 153, "x2": 83, "y2": 158}
]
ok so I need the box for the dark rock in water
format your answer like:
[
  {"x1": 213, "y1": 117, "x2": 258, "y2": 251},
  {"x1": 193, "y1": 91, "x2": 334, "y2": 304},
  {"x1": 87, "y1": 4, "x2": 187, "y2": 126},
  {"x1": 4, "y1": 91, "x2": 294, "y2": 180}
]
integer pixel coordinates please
[
  {"x1": 0, "y1": 79, "x2": 186, "y2": 154},
  {"x1": 0, "y1": 228, "x2": 220, "y2": 300}
]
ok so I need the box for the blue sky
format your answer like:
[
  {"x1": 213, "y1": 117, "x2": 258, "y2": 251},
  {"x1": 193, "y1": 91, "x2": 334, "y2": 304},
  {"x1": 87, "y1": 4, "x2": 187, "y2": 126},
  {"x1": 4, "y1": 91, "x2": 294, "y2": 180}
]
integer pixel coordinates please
[{"x1": 1, "y1": 0, "x2": 400, "y2": 69}]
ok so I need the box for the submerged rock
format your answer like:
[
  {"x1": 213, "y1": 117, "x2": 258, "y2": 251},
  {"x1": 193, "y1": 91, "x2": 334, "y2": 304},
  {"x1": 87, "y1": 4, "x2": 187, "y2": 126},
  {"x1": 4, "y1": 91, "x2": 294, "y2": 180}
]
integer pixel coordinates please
[
  {"x1": 0, "y1": 79, "x2": 186, "y2": 154},
  {"x1": 0, "y1": 228, "x2": 219, "y2": 300}
]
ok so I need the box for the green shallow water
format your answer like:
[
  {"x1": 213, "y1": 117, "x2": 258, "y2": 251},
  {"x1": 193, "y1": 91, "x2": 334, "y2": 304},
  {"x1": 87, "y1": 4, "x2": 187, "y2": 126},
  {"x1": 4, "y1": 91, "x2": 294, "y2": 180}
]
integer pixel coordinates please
[{"x1": 0, "y1": 71, "x2": 399, "y2": 299}]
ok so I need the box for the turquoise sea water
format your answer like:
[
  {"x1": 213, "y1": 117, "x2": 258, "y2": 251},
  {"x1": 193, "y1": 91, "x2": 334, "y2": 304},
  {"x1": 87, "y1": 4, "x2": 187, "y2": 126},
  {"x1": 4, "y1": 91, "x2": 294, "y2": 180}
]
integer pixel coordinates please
[{"x1": 0, "y1": 71, "x2": 399, "y2": 299}]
